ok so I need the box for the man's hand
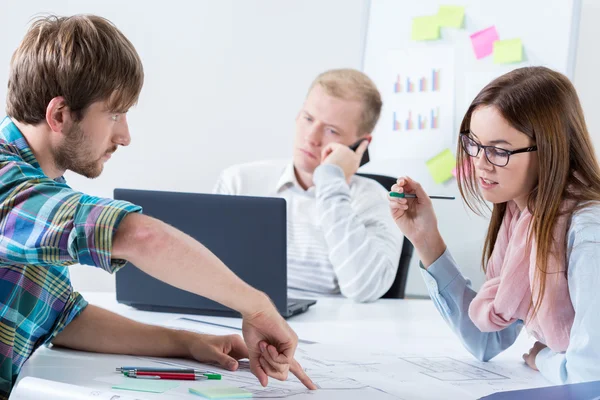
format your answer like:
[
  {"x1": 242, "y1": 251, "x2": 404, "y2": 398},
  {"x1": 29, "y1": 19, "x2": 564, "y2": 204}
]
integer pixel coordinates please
[
  {"x1": 242, "y1": 302, "x2": 317, "y2": 390},
  {"x1": 52, "y1": 305, "x2": 316, "y2": 389},
  {"x1": 185, "y1": 333, "x2": 249, "y2": 371},
  {"x1": 321, "y1": 140, "x2": 368, "y2": 182},
  {"x1": 523, "y1": 341, "x2": 547, "y2": 371}
]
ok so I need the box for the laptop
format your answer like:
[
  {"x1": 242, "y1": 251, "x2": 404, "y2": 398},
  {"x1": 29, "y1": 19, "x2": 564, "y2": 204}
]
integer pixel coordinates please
[{"x1": 113, "y1": 189, "x2": 316, "y2": 318}]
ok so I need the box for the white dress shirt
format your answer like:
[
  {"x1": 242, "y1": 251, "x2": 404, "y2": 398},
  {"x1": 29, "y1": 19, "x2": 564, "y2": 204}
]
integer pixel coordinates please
[{"x1": 213, "y1": 159, "x2": 404, "y2": 302}]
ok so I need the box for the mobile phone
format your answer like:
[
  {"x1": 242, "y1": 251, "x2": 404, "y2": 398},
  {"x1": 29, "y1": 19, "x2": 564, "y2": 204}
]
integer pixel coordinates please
[{"x1": 349, "y1": 138, "x2": 370, "y2": 167}]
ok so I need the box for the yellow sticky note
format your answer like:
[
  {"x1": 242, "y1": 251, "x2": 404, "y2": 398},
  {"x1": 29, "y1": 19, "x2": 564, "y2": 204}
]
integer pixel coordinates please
[
  {"x1": 426, "y1": 149, "x2": 456, "y2": 184},
  {"x1": 189, "y1": 386, "x2": 252, "y2": 399},
  {"x1": 437, "y1": 5, "x2": 465, "y2": 28},
  {"x1": 493, "y1": 38, "x2": 523, "y2": 64},
  {"x1": 411, "y1": 16, "x2": 440, "y2": 41}
]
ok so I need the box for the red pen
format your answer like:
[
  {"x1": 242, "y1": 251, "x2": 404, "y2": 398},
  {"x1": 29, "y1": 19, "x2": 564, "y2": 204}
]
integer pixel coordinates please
[{"x1": 125, "y1": 371, "x2": 208, "y2": 380}]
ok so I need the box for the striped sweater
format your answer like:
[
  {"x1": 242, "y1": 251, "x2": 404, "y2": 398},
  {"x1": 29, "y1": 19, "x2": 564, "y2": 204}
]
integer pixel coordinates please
[{"x1": 213, "y1": 160, "x2": 403, "y2": 302}]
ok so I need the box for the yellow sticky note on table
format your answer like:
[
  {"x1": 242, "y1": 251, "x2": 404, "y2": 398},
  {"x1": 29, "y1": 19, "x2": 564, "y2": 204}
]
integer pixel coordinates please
[
  {"x1": 437, "y1": 5, "x2": 465, "y2": 28},
  {"x1": 189, "y1": 386, "x2": 253, "y2": 398},
  {"x1": 426, "y1": 149, "x2": 456, "y2": 184},
  {"x1": 493, "y1": 38, "x2": 523, "y2": 64},
  {"x1": 411, "y1": 16, "x2": 440, "y2": 41}
]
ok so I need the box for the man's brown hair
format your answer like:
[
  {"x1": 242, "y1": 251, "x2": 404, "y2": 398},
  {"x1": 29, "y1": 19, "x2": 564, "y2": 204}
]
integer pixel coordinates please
[{"x1": 6, "y1": 14, "x2": 144, "y2": 124}]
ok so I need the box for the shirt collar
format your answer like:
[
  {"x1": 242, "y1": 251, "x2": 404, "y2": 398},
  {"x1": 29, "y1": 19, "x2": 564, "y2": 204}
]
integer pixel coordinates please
[
  {"x1": 275, "y1": 162, "x2": 297, "y2": 192},
  {"x1": 0, "y1": 116, "x2": 66, "y2": 184},
  {"x1": 274, "y1": 161, "x2": 318, "y2": 194}
]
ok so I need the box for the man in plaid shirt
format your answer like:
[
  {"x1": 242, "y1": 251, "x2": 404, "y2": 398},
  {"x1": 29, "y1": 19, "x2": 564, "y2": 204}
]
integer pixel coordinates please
[{"x1": 0, "y1": 15, "x2": 315, "y2": 398}]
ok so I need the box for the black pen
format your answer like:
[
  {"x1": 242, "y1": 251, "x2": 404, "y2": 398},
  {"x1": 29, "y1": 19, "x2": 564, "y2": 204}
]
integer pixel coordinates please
[{"x1": 389, "y1": 192, "x2": 455, "y2": 200}]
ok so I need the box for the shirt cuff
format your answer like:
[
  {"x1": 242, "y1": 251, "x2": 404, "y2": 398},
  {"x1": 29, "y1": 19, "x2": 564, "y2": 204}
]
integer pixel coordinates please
[
  {"x1": 71, "y1": 197, "x2": 142, "y2": 273},
  {"x1": 313, "y1": 164, "x2": 346, "y2": 186},
  {"x1": 535, "y1": 346, "x2": 565, "y2": 384},
  {"x1": 536, "y1": 347, "x2": 553, "y2": 366},
  {"x1": 420, "y1": 248, "x2": 461, "y2": 292}
]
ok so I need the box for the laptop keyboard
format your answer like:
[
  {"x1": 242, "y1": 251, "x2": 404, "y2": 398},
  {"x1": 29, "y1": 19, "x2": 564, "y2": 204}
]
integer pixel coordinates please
[{"x1": 288, "y1": 297, "x2": 309, "y2": 308}]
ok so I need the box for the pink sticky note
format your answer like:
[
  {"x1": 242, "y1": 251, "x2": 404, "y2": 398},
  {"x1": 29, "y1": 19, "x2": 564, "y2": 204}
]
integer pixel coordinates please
[
  {"x1": 470, "y1": 26, "x2": 499, "y2": 59},
  {"x1": 453, "y1": 159, "x2": 472, "y2": 179}
]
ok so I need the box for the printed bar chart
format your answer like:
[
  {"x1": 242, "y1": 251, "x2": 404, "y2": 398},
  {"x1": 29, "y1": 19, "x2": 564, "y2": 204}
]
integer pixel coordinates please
[{"x1": 393, "y1": 69, "x2": 441, "y2": 93}]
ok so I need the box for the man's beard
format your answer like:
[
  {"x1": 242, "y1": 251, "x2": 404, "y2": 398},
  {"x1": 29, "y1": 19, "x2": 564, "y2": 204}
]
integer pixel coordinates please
[{"x1": 54, "y1": 122, "x2": 105, "y2": 179}]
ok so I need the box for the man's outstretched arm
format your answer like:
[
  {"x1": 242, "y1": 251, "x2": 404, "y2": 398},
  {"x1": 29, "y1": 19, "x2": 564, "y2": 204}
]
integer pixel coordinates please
[
  {"x1": 109, "y1": 213, "x2": 316, "y2": 389},
  {"x1": 52, "y1": 304, "x2": 250, "y2": 370}
]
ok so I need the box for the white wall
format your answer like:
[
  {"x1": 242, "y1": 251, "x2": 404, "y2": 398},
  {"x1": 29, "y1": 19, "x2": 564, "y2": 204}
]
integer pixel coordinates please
[
  {"x1": 0, "y1": 0, "x2": 370, "y2": 292},
  {"x1": 1, "y1": 1, "x2": 599, "y2": 296}
]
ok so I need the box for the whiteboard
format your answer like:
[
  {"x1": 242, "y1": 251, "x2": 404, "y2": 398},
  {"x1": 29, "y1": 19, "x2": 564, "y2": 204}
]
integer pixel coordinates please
[
  {"x1": 364, "y1": 0, "x2": 580, "y2": 169},
  {"x1": 360, "y1": 0, "x2": 581, "y2": 295}
]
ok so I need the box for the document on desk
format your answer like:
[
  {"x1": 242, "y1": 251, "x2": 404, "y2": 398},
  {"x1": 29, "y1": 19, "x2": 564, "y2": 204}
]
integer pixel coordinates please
[
  {"x1": 10, "y1": 377, "x2": 151, "y2": 400},
  {"x1": 292, "y1": 344, "x2": 553, "y2": 399},
  {"x1": 131, "y1": 343, "x2": 551, "y2": 400}
]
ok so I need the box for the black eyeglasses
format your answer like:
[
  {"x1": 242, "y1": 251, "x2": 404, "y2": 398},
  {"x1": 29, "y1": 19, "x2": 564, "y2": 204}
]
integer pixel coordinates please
[{"x1": 459, "y1": 132, "x2": 537, "y2": 167}]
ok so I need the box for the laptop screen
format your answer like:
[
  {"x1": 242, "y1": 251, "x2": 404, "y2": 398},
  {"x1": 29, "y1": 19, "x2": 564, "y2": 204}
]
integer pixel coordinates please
[{"x1": 113, "y1": 189, "x2": 288, "y2": 316}]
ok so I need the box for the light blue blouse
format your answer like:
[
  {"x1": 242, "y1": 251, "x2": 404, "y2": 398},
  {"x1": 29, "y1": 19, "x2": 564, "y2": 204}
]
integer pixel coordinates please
[{"x1": 421, "y1": 204, "x2": 600, "y2": 384}]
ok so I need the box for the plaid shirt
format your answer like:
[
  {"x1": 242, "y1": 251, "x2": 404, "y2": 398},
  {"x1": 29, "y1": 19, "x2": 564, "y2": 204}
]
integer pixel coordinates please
[{"x1": 0, "y1": 117, "x2": 141, "y2": 398}]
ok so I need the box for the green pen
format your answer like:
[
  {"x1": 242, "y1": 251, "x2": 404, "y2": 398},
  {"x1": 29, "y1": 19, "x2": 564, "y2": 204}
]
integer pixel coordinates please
[
  {"x1": 120, "y1": 368, "x2": 221, "y2": 380},
  {"x1": 389, "y1": 191, "x2": 455, "y2": 200}
]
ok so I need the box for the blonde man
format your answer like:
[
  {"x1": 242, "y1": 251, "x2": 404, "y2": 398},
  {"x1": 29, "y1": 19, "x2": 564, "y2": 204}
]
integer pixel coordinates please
[
  {"x1": 215, "y1": 69, "x2": 404, "y2": 303},
  {"x1": 0, "y1": 15, "x2": 315, "y2": 398}
]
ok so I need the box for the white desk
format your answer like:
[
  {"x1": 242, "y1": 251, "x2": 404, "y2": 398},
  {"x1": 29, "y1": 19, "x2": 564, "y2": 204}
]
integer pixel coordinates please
[{"x1": 15, "y1": 292, "x2": 544, "y2": 399}]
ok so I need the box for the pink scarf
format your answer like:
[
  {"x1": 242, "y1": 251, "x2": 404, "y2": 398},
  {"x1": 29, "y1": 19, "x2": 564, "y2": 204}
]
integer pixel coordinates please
[{"x1": 468, "y1": 201, "x2": 575, "y2": 352}]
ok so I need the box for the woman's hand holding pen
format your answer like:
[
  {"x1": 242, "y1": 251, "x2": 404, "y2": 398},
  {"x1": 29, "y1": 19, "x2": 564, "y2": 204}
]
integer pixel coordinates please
[
  {"x1": 389, "y1": 176, "x2": 436, "y2": 237},
  {"x1": 389, "y1": 176, "x2": 447, "y2": 268}
]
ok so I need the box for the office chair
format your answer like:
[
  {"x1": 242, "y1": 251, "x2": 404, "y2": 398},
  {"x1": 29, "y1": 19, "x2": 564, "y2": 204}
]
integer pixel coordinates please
[{"x1": 356, "y1": 173, "x2": 415, "y2": 299}]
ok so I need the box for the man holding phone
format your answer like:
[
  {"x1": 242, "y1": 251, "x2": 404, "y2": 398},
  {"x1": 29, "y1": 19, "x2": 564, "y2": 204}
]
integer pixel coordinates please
[{"x1": 214, "y1": 69, "x2": 403, "y2": 303}]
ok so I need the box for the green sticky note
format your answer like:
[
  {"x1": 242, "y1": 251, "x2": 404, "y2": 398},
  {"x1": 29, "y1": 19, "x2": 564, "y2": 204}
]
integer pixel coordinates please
[
  {"x1": 112, "y1": 378, "x2": 179, "y2": 394},
  {"x1": 411, "y1": 15, "x2": 440, "y2": 41},
  {"x1": 426, "y1": 149, "x2": 456, "y2": 184},
  {"x1": 189, "y1": 386, "x2": 253, "y2": 399},
  {"x1": 437, "y1": 5, "x2": 465, "y2": 28},
  {"x1": 493, "y1": 38, "x2": 523, "y2": 64}
]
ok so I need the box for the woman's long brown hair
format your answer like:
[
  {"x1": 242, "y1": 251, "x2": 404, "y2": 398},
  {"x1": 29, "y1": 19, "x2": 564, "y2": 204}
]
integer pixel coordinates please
[{"x1": 457, "y1": 66, "x2": 600, "y2": 318}]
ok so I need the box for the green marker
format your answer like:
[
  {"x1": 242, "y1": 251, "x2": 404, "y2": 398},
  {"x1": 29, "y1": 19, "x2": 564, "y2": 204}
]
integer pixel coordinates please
[
  {"x1": 389, "y1": 191, "x2": 455, "y2": 200},
  {"x1": 389, "y1": 191, "x2": 408, "y2": 198}
]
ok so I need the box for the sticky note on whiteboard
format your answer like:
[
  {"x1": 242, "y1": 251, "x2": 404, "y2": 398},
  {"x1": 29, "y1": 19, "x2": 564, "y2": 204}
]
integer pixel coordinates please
[
  {"x1": 437, "y1": 5, "x2": 465, "y2": 28},
  {"x1": 470, "y1": 26, "x2": 499, "y2": 59},
  {"x1": 411, "y1": 15, "x2": 440, "y2": 41},
  {"x1": 493, "y1": 38, "x2": 523, "y2": 64},
  {"x1": 452, "y1": 159, "x2": 472, "y2": 179},
  {"x1": 426, "y1": 149, "x2": 456, "y2": 184}
]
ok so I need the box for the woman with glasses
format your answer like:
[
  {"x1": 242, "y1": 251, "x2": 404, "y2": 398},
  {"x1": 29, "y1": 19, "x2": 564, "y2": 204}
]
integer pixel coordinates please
[{"x1": 389, "y1": 66, "x2": 600, "y2": 384}]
